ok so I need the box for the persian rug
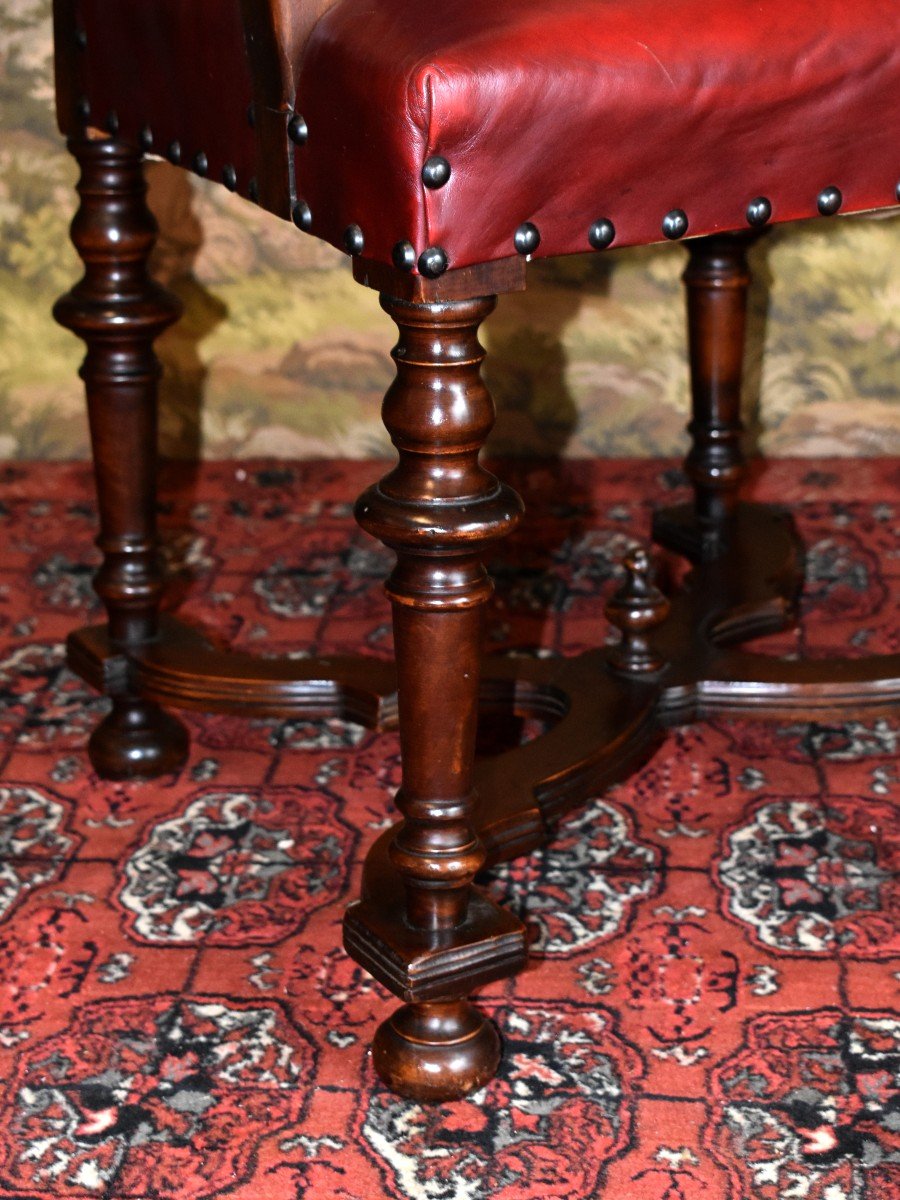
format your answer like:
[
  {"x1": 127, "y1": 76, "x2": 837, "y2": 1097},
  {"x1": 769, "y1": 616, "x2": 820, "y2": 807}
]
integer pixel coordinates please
[{"x1": 0, "y1": 457, "x2": 897, "y2": 1200}]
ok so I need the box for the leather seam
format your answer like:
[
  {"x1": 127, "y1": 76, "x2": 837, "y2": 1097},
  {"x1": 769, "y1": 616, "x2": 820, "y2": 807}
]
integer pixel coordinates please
[{"x1": 411, "y1": 61, "x2": 447, "y2": 255}]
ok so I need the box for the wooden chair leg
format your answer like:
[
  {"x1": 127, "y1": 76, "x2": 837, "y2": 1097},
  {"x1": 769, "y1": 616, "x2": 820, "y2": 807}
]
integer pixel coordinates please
[
  {"x1": 54, "y1": 137, "x2": 188, "y2": 779},
  {"x1": 684, "y1": 232, "x2": 759, "y2": 525},
  {"x1": 654, "y1": 230, "x2": 764, "y2": 561},
  {"x1": 350, "y1": 293, "x2": 525, "y2": 1101}
]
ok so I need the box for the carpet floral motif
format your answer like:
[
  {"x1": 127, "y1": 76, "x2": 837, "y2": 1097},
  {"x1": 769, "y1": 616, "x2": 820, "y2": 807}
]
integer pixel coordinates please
[
  {"x1": 0, "y1": 459, "x2": 897, "y2": 1199},
  {"x1": 0, "y1": 996, "x2": 315, "y2": 1199},
  {"x1": 117, "y1": 787, "x2": 357, "y2": 944},
  {"x1": 716, "y1": 795, "x2": 899, "y2": 956},
  {"x1": 358, "y1": 1003, "x2": 642, "y2": 1200},
  {"x1": 486, "y1": 799, "x2": 659, "y2": 955},
  {"x1": 0, "y1": 786, "x2": 76, "y2": 922},
  {"x1": 707, "y1": 1010, "x2": 900, "y2": 1199}
]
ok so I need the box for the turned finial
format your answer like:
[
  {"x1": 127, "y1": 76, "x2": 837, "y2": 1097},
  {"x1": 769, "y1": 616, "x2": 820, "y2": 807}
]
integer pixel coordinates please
[{"x1": 605, "y1": 547, "x2": 670, "y2": 674}]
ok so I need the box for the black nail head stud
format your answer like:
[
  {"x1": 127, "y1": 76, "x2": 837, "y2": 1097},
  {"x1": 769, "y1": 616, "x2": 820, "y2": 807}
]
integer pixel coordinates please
[
  {"x1": 746, "y1": 196, "x2": 772, "y2": 227},
  {"x1": 343, "y1": 224, "x2": 365, "y2": 256},
  {"x1": 222, "y1": 164, "x2": 238, "y2": 191},
  {"x1": 292, "y1": 201, "x2": 312, "y2": 231},
  {"x1": 105, "y1": 110, "x2": 119, "y2": 135},
  {"x1": 248, "y1": 178, "x2": 259, "y2": 203},
  {"x1": 76, "y1": 96, "x2": 91, "y2": 122},
  {"x1": 514, "y1": 222, "x2": 541, "y2": 256},
  {"x1": 166, "y1": 140, "x2": 182, "y2": 165},
  {"x1": 588, "y1": 219, "x2": 615, "y2": 250},
  {"x1": 418, "y1": 246, "x2": 449, "y2": 277},
  {"x1": 75, "y1": 27, "x2": 87, "y2": 50},
  {"x1": 392, "y1": 240, "x2": 417, "y2": 271},
  {"x1": 247, "y1": 103, "x2": 256, "y2": 129},
  {"x1": 191, "y1": 151, "x2": 209, "y2": 178},
  {"x1": 288, "y1": 114, "x2": 308, "y2": 146},
  {"x1": 422, "y1": 156, "x2": 451, "y2": 189},
  {"x1": 817, "y1": 186, "x2": 842, "y2": 216},
  {"x1": 662, "y1": 209, "x2": 689, "y2": 239},
  {"x1": 138, "y1": 125, "x2": 154, "y2": 152},
  {"x1": 896, "y1": 181, "x2": 900, "y2": 203}
]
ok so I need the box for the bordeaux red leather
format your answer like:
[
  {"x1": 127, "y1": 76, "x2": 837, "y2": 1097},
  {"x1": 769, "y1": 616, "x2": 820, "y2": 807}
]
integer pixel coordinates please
[
  {"x1": 56, "y1": 0, "x2": 900, "y2": 275},
  {"x1": 55, "y1": 1, "x2": 262, "y2": 197},
  {"x1": 295, "y1": 0, "x2": 900, "y2": 268}
]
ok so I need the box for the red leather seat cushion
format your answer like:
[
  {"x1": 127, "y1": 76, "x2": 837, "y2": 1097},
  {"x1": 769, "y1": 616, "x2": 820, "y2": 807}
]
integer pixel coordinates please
[{"x1": 295, "y1": 0, "x2": 900, "y2": 268}]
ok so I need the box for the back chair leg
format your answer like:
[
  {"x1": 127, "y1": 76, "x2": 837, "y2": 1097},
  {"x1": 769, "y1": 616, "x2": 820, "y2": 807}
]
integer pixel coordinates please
[
  {"x1": 54, "y1": 137, "x2": 188, "y2": 779},
  {"x1": 655, "y1": 230, "x2": 763, "y2": 561}
]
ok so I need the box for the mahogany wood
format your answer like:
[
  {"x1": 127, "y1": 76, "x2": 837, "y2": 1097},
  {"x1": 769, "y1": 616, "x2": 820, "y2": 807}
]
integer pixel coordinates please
[
  {"x1": 54, "y1": 137, "x2": 188, "y2": 779},
  {"x1": 349, "y1": 292, "x2": 527, "y2": 1098},
  {"x1": 351, "y1": 255, "x2": 527, "y2": 302},
  {"x1": 57, "y1": 171, "x2": 900, "y2": 1102},
  {"x1": 654, "y1": 231, "x2": 762, "y2": 561},
  {"x1": 604, "y1": 548, "x2": 671, "y2": 674},
  {"x1": 371, "y1": 1001, "x2": 501, "y2": 1104},
  {"x1": 67, "y1": 617, "x2": 398, "y2": 726}
]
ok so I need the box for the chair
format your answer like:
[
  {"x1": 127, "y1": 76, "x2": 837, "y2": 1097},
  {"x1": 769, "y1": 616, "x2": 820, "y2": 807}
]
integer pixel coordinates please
[{"x1": 51, "y1": 0, "x2": 900, "y2": 1102}]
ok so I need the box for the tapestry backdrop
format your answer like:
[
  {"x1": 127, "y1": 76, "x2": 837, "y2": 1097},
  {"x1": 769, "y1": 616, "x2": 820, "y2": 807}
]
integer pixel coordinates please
[{"x1": 1, "y1": 0, "x2": 899, "y2": 461}]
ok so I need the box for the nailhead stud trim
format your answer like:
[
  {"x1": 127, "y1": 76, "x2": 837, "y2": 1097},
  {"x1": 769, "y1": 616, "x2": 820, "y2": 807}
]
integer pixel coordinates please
[
  {"x1": 662, "y1": 209, "x2": 689, "y2": 239},
  {"x1": 422, "y1": 156, "x2": 451, "y2": 188},
  {"x1": 588, "y1": 219, "x2": 615, "y2": 250},
  {"x1": 288, "y1": 114, "x2": 308, "y2": 146},
  {"x1": 292, "y1": 201, "x2": 313, "y2": 231},
  {"x1": 343, "y1": 224, "x2": 365, "y2": 256},
  {"x1": 746, "y1": 197, "x2": 772, "y2": 227},
  {"x1": 817, "y1": 186, "x2": 842, "y2": 215},
  {"x1": 418, "y1": 246, "x2": 449, "y2": 277},
  {"x1": 392, "y1": 240, "x2": 417, "y2": 271},
  {"x1": 514, "y1": 222, "x2": 541, "y2": 256}
]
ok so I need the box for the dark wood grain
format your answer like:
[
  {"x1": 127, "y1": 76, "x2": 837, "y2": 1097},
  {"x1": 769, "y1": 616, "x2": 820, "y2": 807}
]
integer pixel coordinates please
[
  {"x1": 348, "y1": 291, "x2": 526, "y2": 1100},
  {"x1": 352, "y1": 255, "x2": 526, "y2": 302},
  {"x1": 67, "y1": 617, "x2": 399, "y2": 726},
  {"x1": 54, "y1": 174, "x2": 899, "y2": 1104},
  {"x1": 654, "y1": 231, "x2": 762, "y2": 561},
  {"x1": 54, "y1": 138, "x2": 188, "y2": 779}
]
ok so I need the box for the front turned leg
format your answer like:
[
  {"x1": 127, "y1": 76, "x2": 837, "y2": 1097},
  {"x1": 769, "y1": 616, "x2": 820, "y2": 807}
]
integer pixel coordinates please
[
  {"x1": 348, "y1": 294, "x2": 525, "y2": 1101},
  {"x1": 654, "y1": 231, "x2": 762, "y2": 561},
  {"x1": 54, "y1": 138, "x2": 188, "y2": 779}
]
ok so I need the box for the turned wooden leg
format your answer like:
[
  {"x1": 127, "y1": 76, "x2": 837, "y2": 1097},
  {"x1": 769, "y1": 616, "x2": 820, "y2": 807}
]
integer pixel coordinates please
[
  {"x1": 684, "y1": 233, "x2": 758, "y2": 527},
  {"x1": 54, "y1": 137, "x2": 188, "y2": 779},
  {"x1": 351, "y1": 293, "x2": 524, "y2": 1101},
  {"x1": 654, "y1": 231, "x2": 763, "y2": 561}
]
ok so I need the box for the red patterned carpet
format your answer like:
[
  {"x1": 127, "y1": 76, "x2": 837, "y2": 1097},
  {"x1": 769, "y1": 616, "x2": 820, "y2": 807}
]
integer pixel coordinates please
[{"x1": 0, "y1": 458, "x2": 897, "y2": 1200}]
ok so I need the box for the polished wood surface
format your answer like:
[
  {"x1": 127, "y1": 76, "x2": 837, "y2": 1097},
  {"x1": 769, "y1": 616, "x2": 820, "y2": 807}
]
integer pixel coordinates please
[
  {"x1": 654, "y1": 231, "x2": 761, "y2": 561},
  {"x1": 351, "y1": 255, "x2": 527, "y2": 301},
  {"x1": 350, "y1": 292, "x2": 526, "y2": 1097},
  {"x1": 55, "y1": 137, "x2": 188, "y2": 779},
  {"x1": 58, "y1": 182, "x2": 900, "y2": 1102}
]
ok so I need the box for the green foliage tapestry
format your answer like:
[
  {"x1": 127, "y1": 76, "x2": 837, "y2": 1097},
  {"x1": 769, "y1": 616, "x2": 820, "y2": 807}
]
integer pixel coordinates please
[{"x1": 1, "y1": 1, "x2": 898, "y2": 460}]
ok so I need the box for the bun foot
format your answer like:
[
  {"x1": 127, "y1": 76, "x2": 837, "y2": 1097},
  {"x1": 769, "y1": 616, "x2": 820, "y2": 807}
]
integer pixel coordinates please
[
  {"x1": 372, "y1": 1000, "x2": 500, "y2": 1103},
  {"x1": 88, "y1": 697, "x2": 189, "y2": 780}
]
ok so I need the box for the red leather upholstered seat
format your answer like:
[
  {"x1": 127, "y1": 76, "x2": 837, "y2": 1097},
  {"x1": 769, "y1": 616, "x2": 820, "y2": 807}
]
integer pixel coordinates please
[
  {"x1": 296, "y1": 0, "x2": 900, "y2": 269},
  {"x1": 57, "y1": 0, "x2": 900, "y2": 274}
]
